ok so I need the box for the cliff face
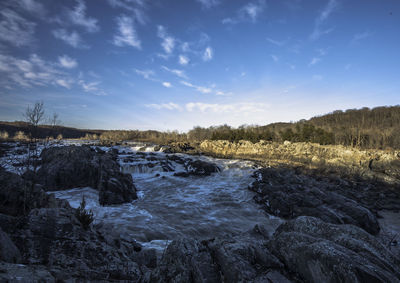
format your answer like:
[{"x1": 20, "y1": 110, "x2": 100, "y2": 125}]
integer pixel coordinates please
[{"x1": 198, "y1": 140, "x2": 400, "y2": 184}]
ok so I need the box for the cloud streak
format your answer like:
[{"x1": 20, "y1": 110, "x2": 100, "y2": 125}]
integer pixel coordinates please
[
  {"x1": 162, "y1": 66, "x2": 187, "y2": 79},
  {"x1": 113, "y1": 15, "x2": 141, "y2": 49},
  {"x1": 52, "y1": 29, "x2": 87, "y2": 48},
  {"x1": 223, "y1": 0, "x2": 266, "y2": 24},
  {"x1": 0, "y1": 9, "x2": 36, "y2": 47},
  {"x1": 310, "y1": 0, "x2": 337, "y2": 40},
  {"x1": 196, "y1": 0, "x2": 220, "y2": 9},
  {"x1": 202, "y1": 47, "x2": 213, "y2": 61},
  {"x1": 58, "y1": 55, "x2": 78, "y2": 69},
  {"x1": 68, "y1": 0, "x2": 99, "y2": 33},
  {"x1": 146, "y1": 102, "x2": 267, "y2": 114},
  {"x1": 157, "y1": 25, "x2": 175, "y2": 55}
]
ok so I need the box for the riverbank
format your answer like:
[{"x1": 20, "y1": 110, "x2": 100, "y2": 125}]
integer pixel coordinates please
[{"x1": 164, "y1": 140, "x2": 400, "y2": 184}]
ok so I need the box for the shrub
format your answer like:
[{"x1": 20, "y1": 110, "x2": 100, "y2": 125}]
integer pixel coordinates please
[
  {"x1": 14, "y1": 131, "x2": 28, "y2": 141},
  {"x1": 0, "y1": 131, "x2": 9, "y2": 140},
  {"x1": 75, "y1": 195, "x2": 94, "y2": 230}
]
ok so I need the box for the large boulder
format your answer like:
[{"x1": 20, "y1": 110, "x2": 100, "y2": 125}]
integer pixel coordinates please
[
  {"x1": 269, "y1": 216, "x2": 400, "y2": 283},
  {"x1": 37, "y1": 146, "x2": 137, "y2": 205},
  {"x1": 147, "y1": 228, "x2": 292, "y2": 283},
  {"x1": 0, "y1": 227, "x2": 21, "y2": 263},
  {"x1": 12, "y1": 206, "x2": 144, "y2": 281},
  {"x1": 174, "y1": 159, "x2": 221, "y2": 177},
  {"x1": 249, "y1": 168, "x2": 380, "y2": 234},
  {"x1": 0, "y1": 166, "x2": 52, "y2": 216}
]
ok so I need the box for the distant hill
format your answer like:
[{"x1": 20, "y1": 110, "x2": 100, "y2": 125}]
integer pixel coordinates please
[
  {"x1": 0, "y1": 121, "x2": 103, "y2": 139},
  {"x1": 2, "y1": 105, "x2": 399, "y2": 149},
  {"x1": 188, "y1": 106, "x2": 400, "y2": 149}
]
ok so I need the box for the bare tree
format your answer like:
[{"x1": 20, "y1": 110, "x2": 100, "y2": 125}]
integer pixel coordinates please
[{"x1": 24, "y1": 101, "x2": 45, "y2": 140}]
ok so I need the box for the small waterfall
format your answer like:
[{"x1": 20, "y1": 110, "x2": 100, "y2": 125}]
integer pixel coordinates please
[{"x1": 121, "y1": 163, "x2": 161, "y2": 174}]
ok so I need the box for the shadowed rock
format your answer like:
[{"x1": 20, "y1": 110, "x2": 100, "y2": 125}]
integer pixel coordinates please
[
  {"x1": 269, "y1": 216, "x2": 400, "y2": 283},
  {"x1": 37, "y1": 146, "x2": 137, "y2": 205},
  {"x1": 249, "y1": 167, "x2": 380, "y2": 234},
  {"x1": 147, "y1": 228, "x2": 292, "y2": 283},
  {"x1": 174, "y1": 159, "x2": 221, "y2": 177}
]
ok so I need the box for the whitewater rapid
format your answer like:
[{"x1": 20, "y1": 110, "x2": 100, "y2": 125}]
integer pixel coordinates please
[{"x1": 51, "y1": 143, "x2": 283, "y2": 250}]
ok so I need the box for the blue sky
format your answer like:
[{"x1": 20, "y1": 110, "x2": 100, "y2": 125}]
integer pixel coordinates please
[{"x1": 0, "y1": 0, "x2": 399, "y2": 131}]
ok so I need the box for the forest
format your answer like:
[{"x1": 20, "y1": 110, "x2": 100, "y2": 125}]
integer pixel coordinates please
[{"x1": 1, "y1": 105, "x2": 399, "y2": 149}]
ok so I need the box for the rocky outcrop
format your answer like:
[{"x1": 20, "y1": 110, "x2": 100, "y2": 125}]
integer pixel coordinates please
[
  {"x1": 147, "y1": 217, "x2": 400, "y2": 283},
  {"x1": 11, "y1": 206, "x2": 143, "y2": 281},
  {"x1": 147, "y1": 227, "x2": 293, "y2": 283},
  {"x1": 37, "y1": 146, "x2": 137, "y2": 205},
  {"x1": 269, "y1": 216, "x2": 400, "y2": 283},
  {"x1": 173, "y1": 159, "x2": 221, "y2": 177},
  {"x1": 0, "y1": 166, "x2": 53, "y2": 216},
  {"x1": 0, "y1": 164, "x2": 152, "y2": 281},
  {"x1": 0, "y1": 227, "x2": 21, "y2": 263},
  {"x1": 199, "y1": 140, "x2": 400, "y2": 184},
  {"x1": 249, "y1": 167, "x2": 380, "y2": 234}
]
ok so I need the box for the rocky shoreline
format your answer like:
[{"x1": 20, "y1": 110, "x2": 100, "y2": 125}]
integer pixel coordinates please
[{"x1": 0, "y1": 141, "x2": 399, "y2": 282}]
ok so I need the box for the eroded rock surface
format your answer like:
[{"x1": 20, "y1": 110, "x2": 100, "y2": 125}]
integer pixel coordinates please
[
  {"x1": 269, "y1": 216, "x2": 400, "y2": 283},
  {"x1": 249, "y1": 167, "x2": 380, "y2": 234},
  {"x1": 0, "y1": 166, "x2": 150, "y2": 281},
  {"x1": 37, "y1": 146, "x2": 137, "y2": 205},
  {"x1": 147, "y1": 227, "x2": 293, "y2": 283}
]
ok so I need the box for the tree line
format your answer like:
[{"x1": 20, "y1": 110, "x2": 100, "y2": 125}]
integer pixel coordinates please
[{"x1": 1, "y1": 104, "x2": 399, "y2": 149}]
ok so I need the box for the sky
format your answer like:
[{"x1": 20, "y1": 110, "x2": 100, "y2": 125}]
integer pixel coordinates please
[{"x1": 0, "y1": 0, "x2": 399, "y2": 131}]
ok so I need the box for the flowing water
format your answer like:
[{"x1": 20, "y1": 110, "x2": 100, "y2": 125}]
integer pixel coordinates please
[{"x1": 52, "y1": 143, "x2": 283, "y2": 250}]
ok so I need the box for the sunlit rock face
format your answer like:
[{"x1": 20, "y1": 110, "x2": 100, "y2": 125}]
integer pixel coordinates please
[{"x1": 198, "y1": 140, "x2": 400, "y2": 183}]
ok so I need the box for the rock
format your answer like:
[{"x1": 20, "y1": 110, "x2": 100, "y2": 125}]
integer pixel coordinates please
[
  {"x1": 0, "y1": 227, "x2": 21, "y2": 263},
  {"x1": 0, "y1": 166, "x2": 52, "y2": 216},
  {"x1": 250, "y1": 167, "x2": 380, "y2": 234},
  {"x1": 269, "y1": 216, "x2": 400, "y2": 283},
  {"x1": 99, "y1": 175, "x2": 136, "y2": 205},
  {"x1": 12, "y1": 206, "x2": 143, "y2": 281},
  {"x1": 37, "y1": 146, "x2": 137, "y2": 205},
  {"x1": 147, "y1": 233, "x2": 292, "y2": 283},
  {"x1": 174, "y1": 159, "x2": 220, "y2": 177},
  {"x1": 185, "y1": 159, "x2": 221, "y2": 176},
  {"x1": 198, "y1": 140, "x2": 400, "y2": 184},
  {"x1": 0, "y1": 262, "x2": 55, "y2": 282}
]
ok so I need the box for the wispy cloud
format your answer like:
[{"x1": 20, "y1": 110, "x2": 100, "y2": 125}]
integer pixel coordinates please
[
  {"x1": 270, "y1": 54, "x2": 279, "y2": 62},
  {"x1": 351, "y1": 31, "x2": 373, "y2": 45},
  {"x1": 107, "y1": 0, "x2": 147, "y2": 25},
  {"x1": 134, "y1": 69, "x2": 155, "y2": 80},
  {"x1": 181, "y1": 81, "x2": 212, "y2": 94},
  {"x1": 68, "y1": 0, "x2": 99, "y2": 33},
  {"x1": 161, "y1": 66, "x2": 188, "y2": 79},
  {"x1": 113, "y1": 15, "x2": 141, "y2": 49},
  {"x1": 146, "y1": 102, "x2": 181, "y2": 110},
  {"x1": 309, "y1": 57, "x2": 321, "y2": 66},
  {"x1": 266, "y1": 37, "x2": 287, "y2": 47},
  {"x1": 202, "y1": 47, "x2": 213, "y2": 61},
  {"x1": 146, "y1": 102, "x2": 266, "y2": 113},
  {"x1": 223, "y1": 0, "x2": 266, "y2": 24},
  {"x1": 52, "y1": 29, "x2": 87, "y2": 48},
  {"x1": 58, "y1": 55, "x2": 78, "y2": 69},
  {"x1": 179, "y1": 55, "x2": 189, "y2": 65},
  {"x1": 78, "y1": 80, "x2": 107, "y2": 95},
  {"x1": 157, "y1": 25, "x2": 175, "y2": 55},
  {"x1": 310, "y1": 0, "x2": 337, "y2": 40},
  {"x1": 0, "y1": 53, "x2": 71, "y2": 89},
  {"x1": 162, "y1": 82, "x2": 172, "y2": 88},
  {"x1": 196, "y1": 0, "x2": 220, "y2": 9},
  {"x1": 18, "y1": 0, "x2": 46, "y2": 17},
  {"x1": 0, "y1": 9, "x2": 36, "y2": 47}
]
